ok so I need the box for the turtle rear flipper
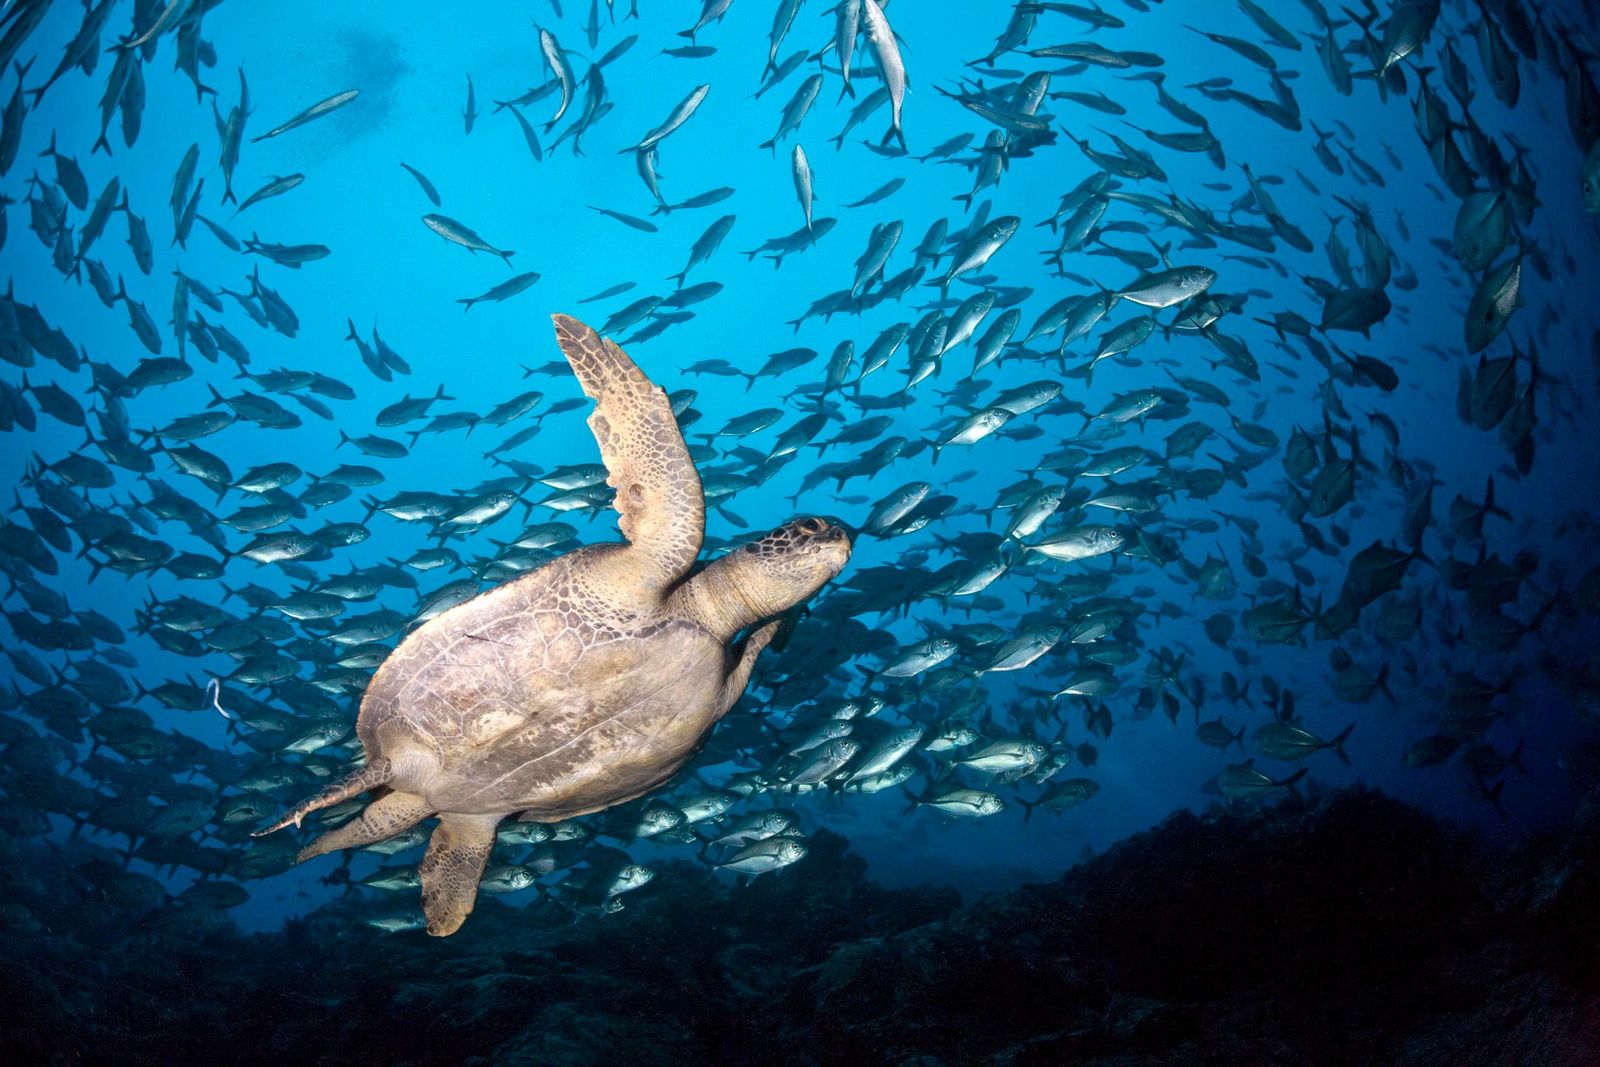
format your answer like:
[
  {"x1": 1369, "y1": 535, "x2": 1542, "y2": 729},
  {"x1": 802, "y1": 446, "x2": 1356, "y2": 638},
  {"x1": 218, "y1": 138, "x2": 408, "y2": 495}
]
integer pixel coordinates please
[
  {"x1": 420, "y1": 813, "x2": 503, "y2": 937},
  {"x1": 297, "y1": 791, "x2": 433, "y2": 863},
  {"x1": 254, "y1": 757, "x2": 395, "y2": 836}
]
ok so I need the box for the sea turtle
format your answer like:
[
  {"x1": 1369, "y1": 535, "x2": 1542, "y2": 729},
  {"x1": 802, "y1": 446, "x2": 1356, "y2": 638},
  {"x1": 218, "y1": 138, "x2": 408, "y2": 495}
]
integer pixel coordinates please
[{"x1": 256, "y1": 313, "x2": 851, "y2": 935}]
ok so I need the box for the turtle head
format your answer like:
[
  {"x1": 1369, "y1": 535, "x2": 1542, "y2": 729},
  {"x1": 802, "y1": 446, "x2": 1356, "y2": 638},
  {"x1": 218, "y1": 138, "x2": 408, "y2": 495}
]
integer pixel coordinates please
[
  {"x1": 737, "y1": 516, "x2": 852, "y2": 612},
  {"x1": 683, "y1": 516, "x2": 850, "y2": 640}
]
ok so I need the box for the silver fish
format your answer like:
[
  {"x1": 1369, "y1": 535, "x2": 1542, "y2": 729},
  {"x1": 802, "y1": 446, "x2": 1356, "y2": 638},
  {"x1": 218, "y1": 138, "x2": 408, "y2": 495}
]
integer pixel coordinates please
[{"x1": 250, "y1": 88, "x2": 359, "y2": 143}]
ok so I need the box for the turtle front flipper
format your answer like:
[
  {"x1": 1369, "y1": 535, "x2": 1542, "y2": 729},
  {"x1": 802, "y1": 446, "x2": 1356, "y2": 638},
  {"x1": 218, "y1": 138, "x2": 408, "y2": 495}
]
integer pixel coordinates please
[
  {"x1": 551, "y1": 314, "x2": 705, "y2": 592},
  {"x1": 297, "y1": 791, "x2": 433, "y2": 863},
  {"x1": 419, "y1": 812, "x2": 504, "y2": 937},
  {"x1": 718, "y1": 619, "x2": 782, "y2": 713}
]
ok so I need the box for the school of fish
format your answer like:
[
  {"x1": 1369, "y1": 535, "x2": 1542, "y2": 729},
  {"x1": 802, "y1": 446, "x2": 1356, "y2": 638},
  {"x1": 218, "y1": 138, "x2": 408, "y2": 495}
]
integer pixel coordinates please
[{"x1": 1, "y1": 0, "x2": 1599, "y2": 929}]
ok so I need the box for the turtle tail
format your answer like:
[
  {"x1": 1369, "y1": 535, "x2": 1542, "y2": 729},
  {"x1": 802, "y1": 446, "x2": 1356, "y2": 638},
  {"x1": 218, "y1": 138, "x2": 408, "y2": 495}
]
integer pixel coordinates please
[{"x1": 253, "y1": 757, "x2": 395, "y2": 836}]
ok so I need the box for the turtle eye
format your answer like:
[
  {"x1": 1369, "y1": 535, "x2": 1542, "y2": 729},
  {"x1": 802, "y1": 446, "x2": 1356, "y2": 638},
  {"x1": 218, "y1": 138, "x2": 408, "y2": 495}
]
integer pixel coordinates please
[{"x1": 798, "y1": 517, "x2": 827, "y2": 535}]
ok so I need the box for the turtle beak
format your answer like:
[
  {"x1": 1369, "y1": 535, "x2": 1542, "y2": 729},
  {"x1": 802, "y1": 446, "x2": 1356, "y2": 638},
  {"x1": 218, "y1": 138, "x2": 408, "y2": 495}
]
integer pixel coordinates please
[
  {"x1": 814, "y1": 514, "x2": 855, "y2": 549},
  {"x1": 821, "y1": 521, "x2": 852, "y2": 569}
]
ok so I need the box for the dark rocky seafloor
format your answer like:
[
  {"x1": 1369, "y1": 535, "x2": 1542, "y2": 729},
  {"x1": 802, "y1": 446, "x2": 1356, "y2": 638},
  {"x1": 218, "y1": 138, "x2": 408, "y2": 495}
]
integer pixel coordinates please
[{"x1": 6, "y1": 787, "x2": 1600, "y2": 1066}]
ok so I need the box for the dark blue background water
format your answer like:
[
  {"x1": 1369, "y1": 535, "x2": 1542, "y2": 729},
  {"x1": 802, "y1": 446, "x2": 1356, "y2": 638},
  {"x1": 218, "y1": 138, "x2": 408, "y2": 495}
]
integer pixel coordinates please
[{"x1": 4, "y1": 0, "x2": 1600, "y2": 938}]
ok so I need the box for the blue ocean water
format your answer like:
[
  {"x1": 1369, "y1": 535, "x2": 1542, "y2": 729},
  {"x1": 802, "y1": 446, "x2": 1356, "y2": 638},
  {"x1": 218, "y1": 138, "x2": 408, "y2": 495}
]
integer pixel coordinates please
[{"x1": 4, "y1": 0, "x2": 1600, "y2": 1033}]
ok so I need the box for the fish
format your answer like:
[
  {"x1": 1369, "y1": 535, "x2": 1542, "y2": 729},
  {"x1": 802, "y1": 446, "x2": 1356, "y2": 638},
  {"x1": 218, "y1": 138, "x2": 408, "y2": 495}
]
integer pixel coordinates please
[
  {"x1": 421, "y1": 213, "x2": 514, "y2": 265},
  {"x1": 539, "y1": 29, "x2": 576, "y2": 129},
  {"x1": 591, "y1": 206, "x2": 657, "y2": 232},
  {"x1": 938, "y1": 215, "x2": 1020, "y2": 290},
  {"x1": 400, "y1": 162, "x2": 442, "y2": 207},
  {"x1": 861, "y1": 0, "x2": 907, "y2": 148},
  {"x1": 1016, "y1": 779, "x2": 1099, "y2": 821},
  {"x1": 845, "y1": 177, "x2": 904, "y2": 208},
  {"x1": 668, "y1": 214, "x2": 734, "y2": 286},
  {"x1": 456, "y1": 272, "x2": 541, "y2": 311},
  {"x1": 251, "y1": 88, "x2": 359, "y2": 142},
  {"x1": 1253, "y1": 719, "x2": 1355, "y2": 764},
  {"x1": 242, "y1": 234, "x2": 330, "y2": 268},
  {"x1": 760, "y1": 73, "x2": 822, "y2": 152},
  {"x1": 876, "y1": 637, "x2": 958, "y2": 678},
  {"x1": 1217, "y1": 762, "x2": 1308, "y2": 801},
  {"x1": 716, "y1": 837, "x2": 806, "y2": 876},
  {"x1": 905, "y1": 787, "x2": 1005, "y2": 819},
  {"x1": 232, "y1": 173, "x2": 303, "y2": 216},
  {"x1": 790, "y1": 144, "x2": 814, "y2": 233},
  {"x1": 619, "y1": 83, "x2": 709, "y2": 154}
]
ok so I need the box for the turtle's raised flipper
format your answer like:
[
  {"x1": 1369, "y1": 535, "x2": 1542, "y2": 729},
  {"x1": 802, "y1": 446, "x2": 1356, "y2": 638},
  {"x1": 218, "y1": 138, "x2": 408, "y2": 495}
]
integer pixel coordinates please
[
  {"x1": 254, "y1": 757, "x2": 394, "y2": 836},
  {"x1": 297, "y1": 791, "x2": 433, "y2": 863},
  {"x1": 551, "y1": 313, "x2": 705, "y2": 590},
  {"x1": 419, "y1": 813, "x2": 503, "y2": 937}
]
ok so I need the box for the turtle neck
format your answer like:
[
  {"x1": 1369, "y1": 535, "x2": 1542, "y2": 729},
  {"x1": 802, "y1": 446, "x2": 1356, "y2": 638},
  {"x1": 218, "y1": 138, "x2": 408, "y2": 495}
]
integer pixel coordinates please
[{"x1": 670, "y1": 551, "x2": 776, "y2": 643}]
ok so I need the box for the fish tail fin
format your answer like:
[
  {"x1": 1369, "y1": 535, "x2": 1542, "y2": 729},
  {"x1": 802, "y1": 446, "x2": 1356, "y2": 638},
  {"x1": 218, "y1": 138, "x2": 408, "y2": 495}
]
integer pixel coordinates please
[
  {"x1": 1330, "y1": 723, "x2": 1355, "y2": 766},
  {"x1": 1018, "y1": 797, "x2": 1037, "y2": 824},
  {"x1": 899, "y1": 787, "x2": 921, "y2": 816},
  {"x1": 1483, "y1": 475, "x2": 1511, "y2": 520},
  {"x1": 1482, "y1": 779, "x2": 1507, "y2": 820},
  {"x1": 1279, "y1": 767, "x2": 1308, "y2": 791}
]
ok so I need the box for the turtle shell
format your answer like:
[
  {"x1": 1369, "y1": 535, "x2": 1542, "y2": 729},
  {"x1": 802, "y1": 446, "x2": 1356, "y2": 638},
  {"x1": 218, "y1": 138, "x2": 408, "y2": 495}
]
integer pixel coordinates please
[{"x1": 357, "y1": 546, "x2": 731, "y2": 820}]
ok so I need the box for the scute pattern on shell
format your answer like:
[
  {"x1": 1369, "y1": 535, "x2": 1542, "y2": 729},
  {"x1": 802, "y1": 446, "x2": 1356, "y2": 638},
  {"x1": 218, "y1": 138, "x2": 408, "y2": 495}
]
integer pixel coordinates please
[
  {"x1": 357, "y1": 548, "x2": 625, "y2": 754},
  {"x1": 356, "y1": 536, "x2": 730, "y2": 819}
]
